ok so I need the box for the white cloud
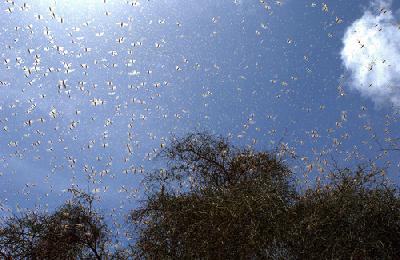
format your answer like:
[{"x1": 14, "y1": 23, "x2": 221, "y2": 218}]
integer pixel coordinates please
[{"x1": 341, "y1": 0, "x2": 400, "y2": 107}]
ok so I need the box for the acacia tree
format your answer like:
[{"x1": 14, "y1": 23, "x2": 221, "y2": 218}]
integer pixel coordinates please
[
  {"x1": 1, "y1": 133, "x2": 400, "y2": 259},
  {"x1": 130, "y1": 132, "x2": 297, "y2": 259},
  {"x1": 130, "y1": 132, "x2": 400, "y2": 259},
  {"x1": 290, "y1": 166, "x2": 400, "y2": 259},
  {"x1": 0, "y1": 189, "x2": 110, "y2": 259}
]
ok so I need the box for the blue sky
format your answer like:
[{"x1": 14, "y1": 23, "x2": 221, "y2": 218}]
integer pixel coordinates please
[{"x1": 0, "y1": 0, "x2": 400, "y2": 233}]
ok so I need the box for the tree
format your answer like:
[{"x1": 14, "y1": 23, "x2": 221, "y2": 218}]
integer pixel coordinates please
[
  {"x1": 0, "y1": 189, "x2": 110, "y2": 259},
  {"x1": 130, "y1": 132, "x2": 296, "y2": 259},
  {"x1": 2, "y1": 132, "x2": 400, "y2": 259},
  {"x1": 130, "y1": 132, "x2": 400, "y2": 259},
  {"x1": 289, "y1": 166, "x2": 400, "y2": 259}
]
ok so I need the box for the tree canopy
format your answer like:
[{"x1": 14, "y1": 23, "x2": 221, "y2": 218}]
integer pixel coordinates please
[
  {"x1": 131, "y1": 133, "x2": 295, "y2": 259},
  {"x1": 130, "y1": 133, "x2": 400, "y2": 259},
  {"x1": 1, "y1": 133, "x2": 400, "y2": 259},
  {"x1": 0, "y1": 189, "x2": 110, "y2": 259}
]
